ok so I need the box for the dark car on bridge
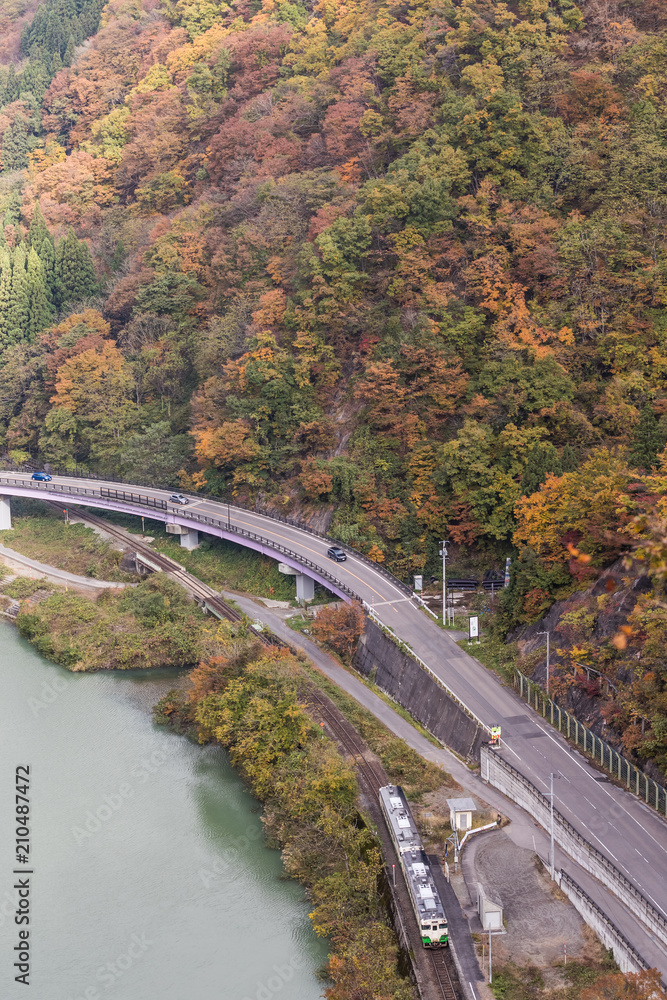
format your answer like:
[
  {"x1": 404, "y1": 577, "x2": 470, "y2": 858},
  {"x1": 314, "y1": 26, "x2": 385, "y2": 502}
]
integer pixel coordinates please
[
  {"x1": 31, "y1": 472, "x2": 52, "y2": 482},
  {"x1": 327, "y1": 546, "x2": 347, "y2": 562}
]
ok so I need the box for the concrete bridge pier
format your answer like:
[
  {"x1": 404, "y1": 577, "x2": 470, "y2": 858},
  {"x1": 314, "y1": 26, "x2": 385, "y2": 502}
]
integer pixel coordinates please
[
  {"x1": 279, "y1": 562, "x2": 315, "y2": 603},
  {"x1": 166, "y1": 523, "x2": 200, "y2": 550},
  {"x1": 296, "y1": 573, "x2": 315, "y2": 603},
  {"x1": 0, "y1": 496, "x2": 11, "y2": 530}
]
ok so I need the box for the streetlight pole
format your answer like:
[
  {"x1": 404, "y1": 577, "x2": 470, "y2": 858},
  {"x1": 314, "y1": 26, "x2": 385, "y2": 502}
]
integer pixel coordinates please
[
  {"x1": 537, "y1": 630, "x2": 550, "y2": 696},
  {"x1": 439, "y1": 540, "x2": 449, "y2": 627}
]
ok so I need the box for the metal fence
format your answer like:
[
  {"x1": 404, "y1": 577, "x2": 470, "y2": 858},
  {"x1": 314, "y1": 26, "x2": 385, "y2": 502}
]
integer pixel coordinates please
[{"x1": 515, "y1": 669, "x2": 667, "y2": 817}]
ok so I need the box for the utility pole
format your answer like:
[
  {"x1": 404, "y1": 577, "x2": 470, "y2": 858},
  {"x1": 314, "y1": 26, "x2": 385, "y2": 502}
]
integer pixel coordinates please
[
  {"x1": 537, "y1": 630, "x2": 550, "y2": 696},
  {"x1": 488, "y1": 927, "x2": 492, "y2": 984},
  {"x1": 439, "y1": 540, "x2": 449, "y2": 627}
]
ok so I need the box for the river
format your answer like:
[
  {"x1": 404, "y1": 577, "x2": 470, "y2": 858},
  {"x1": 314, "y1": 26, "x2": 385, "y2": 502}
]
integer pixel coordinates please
[{"x1": 0, "y1": 621, "x2": 328, "y2": 1000}]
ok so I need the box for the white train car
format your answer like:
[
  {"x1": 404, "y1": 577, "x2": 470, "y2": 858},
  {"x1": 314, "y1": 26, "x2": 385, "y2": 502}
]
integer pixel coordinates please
[{"x1": 379, "y1": 784, "x2": 449, "y2": 948}]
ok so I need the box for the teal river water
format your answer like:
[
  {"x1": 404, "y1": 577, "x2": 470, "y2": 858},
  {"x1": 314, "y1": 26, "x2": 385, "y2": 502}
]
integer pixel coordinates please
[{"x1": 0, "y1": 621, "x2": 327, "y2": 1000}]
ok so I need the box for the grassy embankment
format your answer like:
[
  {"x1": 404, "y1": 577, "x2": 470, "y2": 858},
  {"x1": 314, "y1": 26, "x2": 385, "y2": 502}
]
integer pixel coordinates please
[
  {"x1": 0, "y1": 498, "x2": 136, "y2": 580},
  {"x1": 489, "y1": 956, "x2": 665, "y2": 1000},
  {"x1": 5, "y1": 573, "x2": 214, "y2": 671}
]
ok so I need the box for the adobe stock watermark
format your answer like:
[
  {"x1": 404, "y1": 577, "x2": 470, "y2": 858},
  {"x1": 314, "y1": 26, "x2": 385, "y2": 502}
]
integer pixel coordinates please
[
  {"x1": 0, "y1": 885, "x2": 20, "y2": 930},
  {"x1": 198, "y1": 823, "x2": 265, "y2": 890},
  {"x1": 66, "y1": 931, "x2": 153, "y2": 999},
  {"x1": 240, "y1": 955, "x2": 306, "y2": 1000},
  {"x1": 71, "y1": 749, "x2": 168, "y2": 845},
  {"x1": 28, "y1": 674, "x2": 70, "y2": 716}
]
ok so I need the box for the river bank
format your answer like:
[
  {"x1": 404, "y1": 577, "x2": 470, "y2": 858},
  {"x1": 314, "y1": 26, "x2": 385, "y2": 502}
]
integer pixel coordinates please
[
  {"x1": 0, "y1": 622, "x2": 328, "y2": 1000},
  {"x1": 155, "y1": 646, "x2": 423, "y2": 1000}
]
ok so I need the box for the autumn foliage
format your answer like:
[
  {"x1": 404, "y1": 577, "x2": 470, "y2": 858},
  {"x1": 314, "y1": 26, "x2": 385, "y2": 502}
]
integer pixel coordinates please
[
  {"x1": 311, "y1": 601, "x2": 366, "y2": 661},
  {"x1": 0, "y1": 1, "x2": 666, "y2": 592}
]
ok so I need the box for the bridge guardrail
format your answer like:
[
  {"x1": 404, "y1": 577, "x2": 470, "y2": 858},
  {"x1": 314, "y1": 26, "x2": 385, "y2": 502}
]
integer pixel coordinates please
[
  {"x1": 0, "y1": 477, "x2": 367, "y2": 602},
  {"x1": 1, "y1": 463, "x2": 416, "y2": 599}
]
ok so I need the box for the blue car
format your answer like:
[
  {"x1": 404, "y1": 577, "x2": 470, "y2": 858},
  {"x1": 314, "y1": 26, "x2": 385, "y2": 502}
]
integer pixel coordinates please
[{"x1": 31, "y1": 472, "x2": 52, "y2": 482}]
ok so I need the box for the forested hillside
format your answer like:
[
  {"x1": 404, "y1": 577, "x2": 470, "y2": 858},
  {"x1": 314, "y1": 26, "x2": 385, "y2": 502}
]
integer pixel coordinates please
[{"x1": 1, "y1": 0, "x2": 667, "y2": 768}]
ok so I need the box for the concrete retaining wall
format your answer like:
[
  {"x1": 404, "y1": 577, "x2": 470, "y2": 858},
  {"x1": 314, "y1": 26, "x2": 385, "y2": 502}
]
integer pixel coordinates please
[
  {"x1": 481, "y1": 746, "x2": 667, "y2": 952},
  {"x1": 556, "y1": 870, "x2": 649, "y2": 975},
  {"x1": 354, "y1": 621, "x2": 487, "y2": 761}
]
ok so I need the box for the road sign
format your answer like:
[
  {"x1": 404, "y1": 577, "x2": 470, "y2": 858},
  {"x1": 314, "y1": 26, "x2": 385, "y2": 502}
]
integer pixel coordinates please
[
  {"x1": 469, "y1": 615, "x2": 479, "y2": 640},
  {"x1": 414, "y1": 574, "x2": 423, "y2": 591}
]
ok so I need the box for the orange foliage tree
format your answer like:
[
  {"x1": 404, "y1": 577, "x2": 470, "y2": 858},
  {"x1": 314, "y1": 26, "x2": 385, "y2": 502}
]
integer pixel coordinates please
[{"x1": 311, "y1": 601, "x2": 366, "y2": 661}]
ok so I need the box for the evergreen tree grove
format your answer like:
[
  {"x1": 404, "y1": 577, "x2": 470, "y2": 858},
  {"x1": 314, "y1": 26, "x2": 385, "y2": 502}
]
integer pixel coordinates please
[
  {"x1": 26, "y1": 247, "x2": 53, "y2": 336},
  {"x1": 56, "y1": 228, "x2": 99, "y2": 307},
  {"x1": 630, "y1": 406, "x2": 665, "y2": 472}
]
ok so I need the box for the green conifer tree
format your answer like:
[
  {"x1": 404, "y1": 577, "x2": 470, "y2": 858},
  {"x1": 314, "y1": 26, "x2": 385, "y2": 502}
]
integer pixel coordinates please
[
  {"x1": 6, "y1": 247, "x2": 29, "y2": 344},
  {"x1": 4, "y1": 64, "x2": 19, "y2": 104},
  {"x1": 629, "y1": 406, "x2": 665, "y2": 472},
  {"x1": 76, "y1": 237, "x2": 98, "y2": 298},
  {"x1": 0, "y1": 250, "x2": 12, "y2": 349},
  {"x1": 521, "y1": 442, "x2": 562, "y2": 496},
  {"x1": 3, "y1": 189, "x2": 22, "y2": 228},
  {"x1": 39, "y1": 235, "x2": 59, "y2": 309},
  {"x1": 2, "y1": 118, "x2": 29, "y2": 172},
  {"x1": 57, "y1": 228, "x2": 98, "y2": 305},
  {"x1": 27, "y1": 203, "x2": 52, "y2": 250},
  {"x1": 63, "y1": 35, "x2": 76, "y2": 66},
  {"x1": 111, "y1": 238, "x2": 126, "y2": 272},
  {"x1": 26, "y1": 247, "x2": 52, "y2": 336}
]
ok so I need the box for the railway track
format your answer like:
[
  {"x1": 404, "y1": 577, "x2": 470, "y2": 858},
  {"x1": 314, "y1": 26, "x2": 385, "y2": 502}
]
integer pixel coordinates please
[
  {"x1": 429, "y1": 949, "x2": 462, "y2": 1000},
  {"x1": 306, "y1": 688, "x2": 464, "y2": 1000},
  {"x1": 306, "y1": 686, "x2": 387, "y2": 793},
  {"x1": 45, "y1": 503, "x2": 284, "y2": 647}
]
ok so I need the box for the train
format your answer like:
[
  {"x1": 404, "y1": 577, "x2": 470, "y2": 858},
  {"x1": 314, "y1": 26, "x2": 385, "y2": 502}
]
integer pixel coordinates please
[{"x1": 379, "y1": 784, "x2": 448, "y2": 948}]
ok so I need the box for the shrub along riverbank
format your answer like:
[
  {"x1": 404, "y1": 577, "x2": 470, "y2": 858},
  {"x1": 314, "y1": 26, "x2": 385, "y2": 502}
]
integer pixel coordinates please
[
  {"x1": 155, "y1": 646, "x2": 421, "y2": 1000},
  {"x1": 12, "y1": 575, "x2": 212, "y2": 671}
]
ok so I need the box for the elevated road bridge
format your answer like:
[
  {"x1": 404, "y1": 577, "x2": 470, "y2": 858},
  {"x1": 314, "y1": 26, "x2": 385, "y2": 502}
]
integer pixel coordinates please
[{"x1": 0, "y1": 471, "x2": 665, "y2": 975}]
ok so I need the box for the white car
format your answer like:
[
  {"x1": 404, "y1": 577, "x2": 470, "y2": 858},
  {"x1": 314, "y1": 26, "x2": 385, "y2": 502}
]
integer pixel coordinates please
[{"x1": 169, "y1": 493, "x2": 189, "y2": 505}]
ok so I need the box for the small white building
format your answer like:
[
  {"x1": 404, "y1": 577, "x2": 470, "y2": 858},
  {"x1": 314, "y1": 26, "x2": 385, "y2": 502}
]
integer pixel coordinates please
[
  {"x1": 446, "y1": 797, "x2": 477, "y2": 832},
  {"x1": 477, "y1": 887, "x2": 504, "y2": 931}
]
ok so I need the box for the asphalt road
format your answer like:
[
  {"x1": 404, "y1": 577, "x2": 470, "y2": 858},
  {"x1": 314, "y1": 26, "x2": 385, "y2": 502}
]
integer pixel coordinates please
[
  {"x1": 221, "y1": 591, "x2": 667, "y2": 979},
  {"x1": 1, "y1": 473, "x2": 666, "y2": 955}
]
